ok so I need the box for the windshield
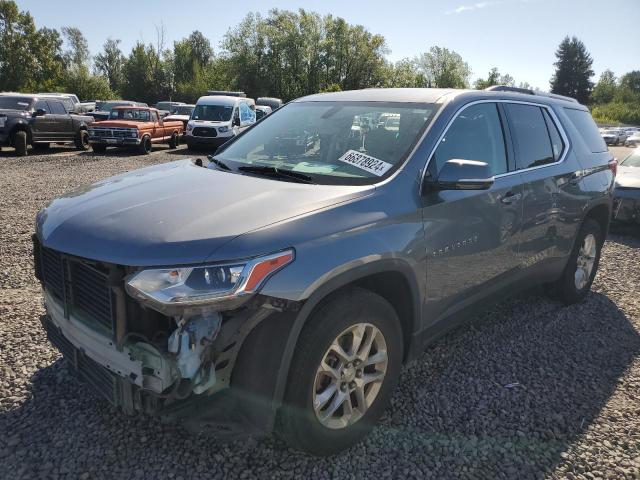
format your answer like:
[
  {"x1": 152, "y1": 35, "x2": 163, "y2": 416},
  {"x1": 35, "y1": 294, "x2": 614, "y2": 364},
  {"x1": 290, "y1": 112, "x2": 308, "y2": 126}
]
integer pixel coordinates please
[
  {"x1": 192, "y1": 104, "x2": 233, "y2": 122},
  {"x1": 621, "y1": 152, "x2": 640, "y2": 167},
  {"x1": 173, "y1": 105, "x2": 194, "y2": 115},
  {"x1": 109, "y1": 109, "x2": 150, "y2": 121},
  {"x1": 215, "y1": 101, "x2": 438, "y2": 185},
  {"x1": 0, "y1": 97, "x2": 32, "y2": 111}
]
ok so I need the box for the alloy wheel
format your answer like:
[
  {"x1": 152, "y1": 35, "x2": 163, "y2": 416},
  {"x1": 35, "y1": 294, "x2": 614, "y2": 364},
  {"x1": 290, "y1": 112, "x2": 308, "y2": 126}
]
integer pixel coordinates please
[
  {"x1": 313, "y1": 323, "x2": 388, "y2": 429},
  {"x1": 575, "y1": 233, "x2": 597, "y2": 290}
]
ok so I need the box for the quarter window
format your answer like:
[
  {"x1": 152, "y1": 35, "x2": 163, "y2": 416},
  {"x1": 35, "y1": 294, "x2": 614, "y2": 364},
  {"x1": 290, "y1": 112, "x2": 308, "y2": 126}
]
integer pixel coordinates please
[
  {"x1": 542, "y1": 109, "x2": 564, "y2": 161},
  {"x1": 505, "y1": 104, "x2": 554, "y2": 170},
  {"x1": 432, "y1": 103, "x2": 508, "y2": 176}
]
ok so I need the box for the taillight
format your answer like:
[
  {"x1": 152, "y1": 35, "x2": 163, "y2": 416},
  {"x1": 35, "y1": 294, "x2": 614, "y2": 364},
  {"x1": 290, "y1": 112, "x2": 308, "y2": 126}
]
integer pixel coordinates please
[{"x1": 608, "y1": 159, "x2": 617, "y2": 176}]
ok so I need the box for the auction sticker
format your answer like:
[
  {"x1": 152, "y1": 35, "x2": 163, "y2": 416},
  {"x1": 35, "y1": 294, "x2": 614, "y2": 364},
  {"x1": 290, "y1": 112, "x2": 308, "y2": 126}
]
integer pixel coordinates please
[{"x1": 337, "y1": 150, "x2": 393, "y2": 177}]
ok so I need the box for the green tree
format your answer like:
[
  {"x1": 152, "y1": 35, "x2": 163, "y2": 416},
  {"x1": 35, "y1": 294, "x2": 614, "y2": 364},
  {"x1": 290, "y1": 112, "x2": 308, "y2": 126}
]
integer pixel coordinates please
[
  {"x1": 63, "y1": 68, "x2": 114, "y2": 101},
  {"x1": 121, "y1": 39, "x2": 172, "y2": 104},
  {"x1": 0, "y1": 1, "x2": 65, "y2": 91},
  {"x1": 62, "y1": 26, "x2": 89, "y2": 70},
  {"x1": 591, "y1": 69, "x2": 617, "y2": 105},
  {"x1": 221, "y1": 9, "x2": 389, "y2": 100},
  {"x1": 94, "y1": 38, "x2": 124, "y2": 93},
  {"x1": 550, "y1": 36, "x2": 594, "y2": 104},
  {"x1": 417, "y1": 46, "x2": 471, "y2": 88},
  {"x1": 474, "y1": 67, "x2": 515, "y2": 90},
  {"x1": 619, "y1": 71, "x2": 640, "y2": 96},
  {"x1": 382, "y1": 58, "x2": 424, "y2": 88}
]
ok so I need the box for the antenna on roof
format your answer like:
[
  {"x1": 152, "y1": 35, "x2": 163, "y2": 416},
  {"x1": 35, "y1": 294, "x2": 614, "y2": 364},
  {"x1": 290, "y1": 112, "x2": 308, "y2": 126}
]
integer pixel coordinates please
[{"x1": 484, "y1": 85, "x2": 579, "y2": 103}]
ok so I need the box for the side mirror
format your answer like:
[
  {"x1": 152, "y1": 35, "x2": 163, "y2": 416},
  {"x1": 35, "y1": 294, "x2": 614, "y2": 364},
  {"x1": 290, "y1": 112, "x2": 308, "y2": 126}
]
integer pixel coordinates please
[
  {"x1": 33, "y1": 108, "x2": 47, "y2": 117},
  {"x1": 425, "y1": 159, "x2": 494, "y2": 192}
]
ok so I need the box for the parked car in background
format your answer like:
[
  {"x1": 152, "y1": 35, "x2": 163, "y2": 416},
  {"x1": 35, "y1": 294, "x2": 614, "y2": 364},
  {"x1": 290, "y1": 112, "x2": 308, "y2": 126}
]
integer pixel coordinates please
[
  {"x1": 255, "y1": 105, "x2": 272, "y2": 120},
  {"x1": 90, "y1": 100, "x2": 148, "y2": 121},
  {"x1": 154, "y1": 101, "x2": 185, "y2": 118},
  {"x1": 625, "y1": 131, "x2": 640, "y2": 147},
  {"x1": 612, "y1": 148, "x2": 640, "y2": 224},
  {"x1": 257, "y1": 97, "x2": 283, "y2": 111},
  {"x1": 601, "y1": 129, "x2": 624, "y2": 145},
  {"x1": 163, "y1": 104, "x2": 195, "y2": 132},
  {"x1": 185, "y1": 95, "x2": 256, "y2": 150},
  {"x1": 36, "y1": 92, "x2": 79, "y2": 114},
  {"x1": 79, "y1": 101, "x2": 96, "y2": 113},
  {"x1": 35, "y1": 87, "x2": 614, "y2": 455},
  {"x1": 0, "y1": 93, "x2": 93, "y2": 156},
  {"x1": 88, "y1": 106, "x2": 183, "y2": 154}
]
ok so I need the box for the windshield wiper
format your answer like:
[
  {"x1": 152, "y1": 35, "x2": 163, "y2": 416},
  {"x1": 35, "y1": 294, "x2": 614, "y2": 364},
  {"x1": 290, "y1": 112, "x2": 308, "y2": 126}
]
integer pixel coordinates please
[
  {"x1": 238, "y1": 165, "x2": 315, "y2": 184},
  {"x1": 207, "y1": 155, "x2": 231, "y2": 171}
]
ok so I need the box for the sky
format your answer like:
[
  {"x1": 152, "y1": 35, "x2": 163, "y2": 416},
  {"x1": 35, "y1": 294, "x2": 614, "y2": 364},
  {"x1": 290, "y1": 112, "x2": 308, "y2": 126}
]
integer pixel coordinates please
[{"x1": 19, "y1": 0, "x2": 640, "y2": 91}]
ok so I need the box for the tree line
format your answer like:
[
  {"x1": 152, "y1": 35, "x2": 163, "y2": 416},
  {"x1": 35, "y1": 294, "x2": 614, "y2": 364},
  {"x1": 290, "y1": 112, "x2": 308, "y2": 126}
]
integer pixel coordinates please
[{"x1": 1, "y1": 1, "x2": 637, "y2": 124}]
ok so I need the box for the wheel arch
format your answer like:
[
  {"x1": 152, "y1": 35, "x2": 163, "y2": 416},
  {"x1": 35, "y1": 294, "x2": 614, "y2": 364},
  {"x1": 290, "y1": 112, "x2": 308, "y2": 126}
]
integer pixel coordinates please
[
  {"x1": 272, "y1": 259, "x2": 421, "y2": 408},
  {"x1": 9, "y1": 122, "x2": 31, "y2": 143}
]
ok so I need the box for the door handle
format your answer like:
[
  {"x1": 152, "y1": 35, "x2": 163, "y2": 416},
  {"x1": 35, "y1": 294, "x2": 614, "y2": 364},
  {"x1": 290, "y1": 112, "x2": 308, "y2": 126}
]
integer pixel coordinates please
[{"x1": 500, "y1": 191, "x2": 522, "y2": 204}]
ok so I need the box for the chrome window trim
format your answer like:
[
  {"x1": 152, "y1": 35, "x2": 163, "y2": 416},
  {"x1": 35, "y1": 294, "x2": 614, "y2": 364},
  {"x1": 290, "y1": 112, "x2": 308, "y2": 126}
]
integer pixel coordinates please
[{"x1": 421, "y1": 99, "x2": 571, "y2": 185}]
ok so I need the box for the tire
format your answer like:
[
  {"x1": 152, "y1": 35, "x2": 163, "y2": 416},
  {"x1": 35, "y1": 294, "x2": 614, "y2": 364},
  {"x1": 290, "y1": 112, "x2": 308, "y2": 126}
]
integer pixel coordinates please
[
  {"x1": 91, "y1": 144, "x2": 107, "y2": 153},
  {"x1": 549, "y1": 218, "x2": 603, "y2": 305},
  {"x1": 74, "y1": 130, "x2": 90, "y2": 150},
  {"x1": 138, "y1": 135, "x2": 152, "y2": 155},
  {"x1": 278, "y1": 287, "x2": 403, "y2": 456},
  {"x1": 12, "y1": 130, "x2": 28, "y2": 157},
  {"x1": 168, "y1": 131, "x2": 178, "y2": 149}
]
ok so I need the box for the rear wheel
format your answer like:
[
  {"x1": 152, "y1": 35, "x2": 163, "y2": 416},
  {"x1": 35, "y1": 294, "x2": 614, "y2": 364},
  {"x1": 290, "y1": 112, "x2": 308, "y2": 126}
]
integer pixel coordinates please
[
  {"x1": 12, "y1": 130, "x2": 28, "y2": 156},
  {"x1": 138, "y1": 135, "x2": 152, "y2": 155},
  {"x1": 91, "y1": 144, "x2": 107, "y2": 153},
  {"x1": 168, "y1": 131, "x2": 178, "y2": 149},
  {"x1": 549, "y1": 218, "x2": 603, "y2": 305},
  {"x1": 75, "y1": 130, "x2": 90, "y2": 150},
  {"x1": 278, "y1": 288, "x2": 403, "y2": 456}
]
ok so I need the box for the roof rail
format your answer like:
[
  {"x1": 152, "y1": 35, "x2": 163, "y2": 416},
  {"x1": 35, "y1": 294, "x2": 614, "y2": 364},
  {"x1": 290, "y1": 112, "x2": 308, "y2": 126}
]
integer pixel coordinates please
[{"x1": 485, "y1": 85, "x2": 579, "y2": 103}]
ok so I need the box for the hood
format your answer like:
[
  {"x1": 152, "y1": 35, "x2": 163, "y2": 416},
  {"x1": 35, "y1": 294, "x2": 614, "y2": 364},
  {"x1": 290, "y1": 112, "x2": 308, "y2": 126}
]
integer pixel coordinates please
[
  {"x1": 165, "y1": 115, "x2": 190, "y2": 121},
  {"x1": 0, "y1": 108, "x2": 28, "y2": 117},
  {"x1": 616, "y1": 166, "x2": 640, "y2": 189},
  {"x1": 37, "y1": 160, "x2": 371, "y2": 266},
  {"x1": 91, "y1": 120, "x2": 146, "y2": 128}
]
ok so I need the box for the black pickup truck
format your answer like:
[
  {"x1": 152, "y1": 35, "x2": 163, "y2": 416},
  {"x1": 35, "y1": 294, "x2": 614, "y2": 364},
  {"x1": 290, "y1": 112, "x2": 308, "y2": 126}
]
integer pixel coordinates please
[{"x1": 0, "y1": 94, "x2": 94, "y2": 156}]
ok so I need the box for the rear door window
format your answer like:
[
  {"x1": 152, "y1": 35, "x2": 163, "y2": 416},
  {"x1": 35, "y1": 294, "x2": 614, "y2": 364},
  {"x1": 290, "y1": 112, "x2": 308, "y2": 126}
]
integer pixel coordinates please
[
  {"x1": 505, "y1": 104, "x2": 554, "y2": 170},
  {"x1": 432, "y1": 102, "x2": 508, "y2": 176},
  {"x1": 564, "y1": 108, "x2": 608, "y2": 153},
  {"x1": 34, "y1": 100, "x2": 51, "y2": 113},
  {"x1": 48, "y1": 101, "x2": 67, "y2": 115}
]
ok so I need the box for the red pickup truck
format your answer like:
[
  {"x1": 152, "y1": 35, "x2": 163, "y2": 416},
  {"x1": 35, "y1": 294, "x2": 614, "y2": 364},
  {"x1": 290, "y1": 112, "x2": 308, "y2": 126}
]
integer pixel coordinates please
[{"x1": 88, "y1": 107, "x2": 184, "y2": 154}]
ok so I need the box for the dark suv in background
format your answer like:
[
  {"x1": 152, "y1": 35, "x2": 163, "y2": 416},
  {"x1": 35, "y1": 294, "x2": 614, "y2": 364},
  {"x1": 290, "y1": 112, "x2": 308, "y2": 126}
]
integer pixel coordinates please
[
  {"x1": 0, "y1": 93, "x2": 94, "y2": 156},
  {"x1": 34, "y1": 87, "x2": 615, "y2": 455}
]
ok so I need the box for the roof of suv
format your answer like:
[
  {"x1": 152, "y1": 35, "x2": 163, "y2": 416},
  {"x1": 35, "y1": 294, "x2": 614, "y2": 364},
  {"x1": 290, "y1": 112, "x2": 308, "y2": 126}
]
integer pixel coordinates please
[{"x1": 294, "y1": 87, "x2": 584, "y2": 108}]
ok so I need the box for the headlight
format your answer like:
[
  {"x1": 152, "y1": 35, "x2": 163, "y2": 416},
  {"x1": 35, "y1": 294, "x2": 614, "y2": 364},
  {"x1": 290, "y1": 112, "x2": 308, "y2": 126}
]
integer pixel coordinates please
[
  {"x1": 186, "y1": 123, "x2": 194, "y2": 131},
  {"x1": 130, "y1": 129, "x2": 138, "y2": 138},
  {"x1": 126, "y1": 249, "x2": 294, "y2": 312},
  {"x1": 218, "y1": 126, "x2": 229, "y2": 133}
]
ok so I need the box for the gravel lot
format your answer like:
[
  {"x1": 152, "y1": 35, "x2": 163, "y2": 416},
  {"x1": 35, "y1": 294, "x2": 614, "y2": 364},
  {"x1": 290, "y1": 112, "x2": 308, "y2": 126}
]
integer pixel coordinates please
[{"x1": 0, "y1": 145, "x2": 639, "y2": 479}]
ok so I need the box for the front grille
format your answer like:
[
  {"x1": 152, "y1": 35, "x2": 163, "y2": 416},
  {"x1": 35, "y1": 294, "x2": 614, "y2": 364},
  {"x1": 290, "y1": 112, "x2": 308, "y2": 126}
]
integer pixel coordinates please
[
  {"x1": 36, "y1": 241, "x2": 116, "y2": 335},
  {"x1": 42, "y1": 316, "x2": 118, "y2": 405},
  {"x1": 92, "y1": 128, "x2": 132, "y2": 138},
  {"x1": 192, "y1": 127, "x2": 217, "y2": 137}
]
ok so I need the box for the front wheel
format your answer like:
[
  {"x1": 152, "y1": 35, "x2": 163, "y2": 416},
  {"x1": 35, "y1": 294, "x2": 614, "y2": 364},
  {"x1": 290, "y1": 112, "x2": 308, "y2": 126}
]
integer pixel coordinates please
[
  {"x1": 278, "y1": 288, "x2": 403, "y2": 456},
  {"x1": 75, "y1": 130, "x2": 90, "y2": 150},
  {"x1": 138, "y1": 135, "x2": 152, "y2": 155},
  {"x1": 12, "y1": 131, "x2": 28, "y2": 156},
  {"x1": 168, "y1": 131, "x2": 178, "y2": 149},
  {"x1": 549, "y1": 218, "x2": 603, "y2": 304}
]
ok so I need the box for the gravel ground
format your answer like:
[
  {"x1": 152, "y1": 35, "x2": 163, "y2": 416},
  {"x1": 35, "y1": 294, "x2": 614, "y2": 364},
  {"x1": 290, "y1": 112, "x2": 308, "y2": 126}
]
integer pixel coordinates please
[{"x1": 0, "y1": 145, "x2": 639, "y2": 479}]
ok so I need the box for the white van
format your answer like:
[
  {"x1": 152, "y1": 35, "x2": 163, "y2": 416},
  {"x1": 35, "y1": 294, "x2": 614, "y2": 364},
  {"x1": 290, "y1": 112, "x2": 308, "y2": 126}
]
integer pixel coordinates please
[{"x1": 185, "y1": 95, "x2": 256, "y2": 150}]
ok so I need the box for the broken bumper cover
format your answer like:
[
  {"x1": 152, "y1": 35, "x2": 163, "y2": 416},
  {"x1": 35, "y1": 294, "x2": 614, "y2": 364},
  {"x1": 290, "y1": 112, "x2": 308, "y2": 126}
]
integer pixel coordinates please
[{"x1": 613, "y1": 188, "x2": 640, "y2": 224}]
